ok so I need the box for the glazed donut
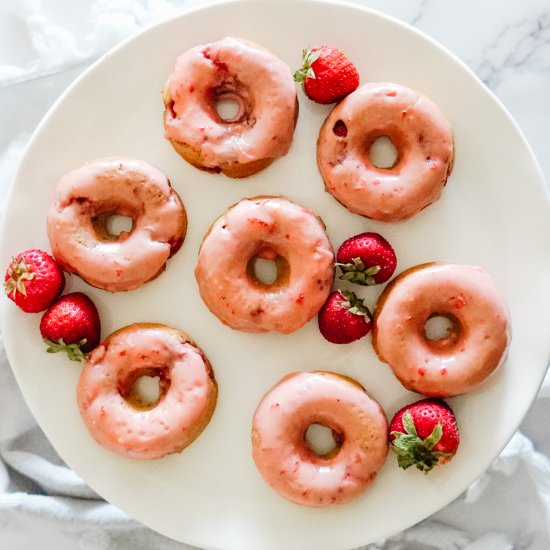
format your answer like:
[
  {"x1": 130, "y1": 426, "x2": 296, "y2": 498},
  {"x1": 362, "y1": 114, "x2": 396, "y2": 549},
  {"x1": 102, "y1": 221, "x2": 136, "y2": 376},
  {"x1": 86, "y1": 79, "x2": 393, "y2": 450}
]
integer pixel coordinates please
[
  {"x1": 163, "y1": 37, "x2": 298, "y2": 178},
  {"x1": 77, "y1": 323, "x2": 217, "y2": 460},
  {"x1": 372, "y1": 263, "x2": 511, "y2": 397},
  {"x1": 195, "y1": 196, "x2": 334, "y2": 333},
  {"x1": 317, "y1": 82, "x2": 454, "y2": 222},
  {"x1": 47, "y1": 158, "x2": 187, "y2": 292},
  {"x1": 251, "y1": 371, "x2": 388, "y2": 507}
]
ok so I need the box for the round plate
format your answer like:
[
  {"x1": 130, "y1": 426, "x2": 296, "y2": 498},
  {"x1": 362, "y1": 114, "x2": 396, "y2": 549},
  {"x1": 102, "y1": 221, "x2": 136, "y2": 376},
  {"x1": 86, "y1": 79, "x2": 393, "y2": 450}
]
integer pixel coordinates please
[{"x1": 2, "y1": 1, "x2": 550, "y2": 549}]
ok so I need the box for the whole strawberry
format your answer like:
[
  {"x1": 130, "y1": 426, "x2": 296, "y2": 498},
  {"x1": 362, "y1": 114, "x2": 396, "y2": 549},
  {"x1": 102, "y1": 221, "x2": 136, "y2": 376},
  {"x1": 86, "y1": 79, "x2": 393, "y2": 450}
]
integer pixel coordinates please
[
  {"x1": 336, "y1": 232, "x2": 396, "y2": 286},
  {"x1": 4, "y1": 249, "x2": 65, "y2": 313},
  {"x1": 293, "y1": 45, "x2": 359, "y2": 104},
  {"x1": 318, "y1": 290, "x2": 372, "y2": 344},
  {"x1": 40, "y1": 292, "x2": 101, "y2": 362},
  {"x1": 389, "y1": 398, "x2": 459, "y2": 473}
]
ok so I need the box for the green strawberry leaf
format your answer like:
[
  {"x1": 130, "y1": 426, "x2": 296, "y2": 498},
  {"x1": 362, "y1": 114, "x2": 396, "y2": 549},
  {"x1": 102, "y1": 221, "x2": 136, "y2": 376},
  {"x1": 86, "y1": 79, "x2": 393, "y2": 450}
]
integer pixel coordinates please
[
  {"x1": 390, "y1": 413, "x2": 450, "y2": 474},
  {"x1": 336, "y1": 257, "x2": 380, "y2": 286},
  {"x1": 340, "y1": 290, "x2": 371, "y2": 318},
  {"x1": 44, "y1": 338, "x2": 88, "y2": 363}
]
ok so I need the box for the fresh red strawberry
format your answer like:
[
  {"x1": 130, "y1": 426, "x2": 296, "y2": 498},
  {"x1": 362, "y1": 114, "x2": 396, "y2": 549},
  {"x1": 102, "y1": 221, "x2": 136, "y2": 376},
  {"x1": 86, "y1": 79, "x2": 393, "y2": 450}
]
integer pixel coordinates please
[
  {"x1": 336, "y1": 232, "x2": 396, "y2": 286},
  {"x1": 389, "y1": 398, "x2": 460, "y2": 473},
  {"x1": 39, "y1": 292, "x2": 101, "y2": 362},
  {"x1": 293, "y1": 45, "x2": 359, "y2": 104},
  {"x1": 318, "y1": 290, "x2": 372, "y2": 344},
  {"x1": 4, "y1": 249, "x2": 65, "y2": 313}
]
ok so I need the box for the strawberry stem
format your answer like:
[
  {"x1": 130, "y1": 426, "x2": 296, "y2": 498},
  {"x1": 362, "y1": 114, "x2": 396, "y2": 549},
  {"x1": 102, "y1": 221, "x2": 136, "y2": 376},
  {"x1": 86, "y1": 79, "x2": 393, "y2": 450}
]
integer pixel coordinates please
[
  {"x1": 337, "y1": 257, "x2": 380, "y2": 286},
  {"x1": 339, "y1": 290, "x2": 371, "y2": 318},
  {"x1": 4, "y1": 256, "x2": 35, "y2": 297},
  {"x1": 293, "y1": 47, "x2": 320, "y2": 83},
  {"x1": 390, "y1": 411, "x2": 450, "y2": 473},
  {"x1": 43, "y1": 338, "x2": 88, "y2": 363}
]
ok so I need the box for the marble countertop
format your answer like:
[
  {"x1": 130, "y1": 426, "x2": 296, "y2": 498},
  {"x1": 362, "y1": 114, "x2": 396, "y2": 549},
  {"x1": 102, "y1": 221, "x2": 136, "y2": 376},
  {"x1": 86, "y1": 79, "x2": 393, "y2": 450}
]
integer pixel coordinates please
[{"x1": 1, "y1": 1, "x2": 549, "y2": 549}]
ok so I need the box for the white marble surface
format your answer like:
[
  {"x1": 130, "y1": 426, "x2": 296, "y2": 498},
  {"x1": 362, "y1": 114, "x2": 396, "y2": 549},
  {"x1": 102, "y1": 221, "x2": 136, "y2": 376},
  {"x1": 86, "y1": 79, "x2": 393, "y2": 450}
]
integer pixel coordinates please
[{"x1": 0, "y1": 0, "x2": 549, "y2": 549}]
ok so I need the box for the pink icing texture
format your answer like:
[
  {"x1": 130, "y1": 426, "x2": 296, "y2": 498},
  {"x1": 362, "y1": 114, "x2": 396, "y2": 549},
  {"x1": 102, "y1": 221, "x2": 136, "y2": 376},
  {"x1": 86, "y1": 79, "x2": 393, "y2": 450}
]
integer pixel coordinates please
[
  {"x1": 317, "y1": 82, "x2": 454, "y2": 222},
  {"x1": 195, "y1": 197, "x2": 334, "y2": 334},
  {"x1": 47, "y1": 158, "x2": 185, "y2": 292},
  {"x1": 252, "y1": 372, "x2": 388, "y2": 507},
  {"x1": 164, "y1": 37, "x2": 297, "y2": 167},
  {"x1": 373, "y1": 263, "x2": 511, "y2": 396},
  {"x1": 77, "y1": 324, "x2": 216, "y2": 460}
]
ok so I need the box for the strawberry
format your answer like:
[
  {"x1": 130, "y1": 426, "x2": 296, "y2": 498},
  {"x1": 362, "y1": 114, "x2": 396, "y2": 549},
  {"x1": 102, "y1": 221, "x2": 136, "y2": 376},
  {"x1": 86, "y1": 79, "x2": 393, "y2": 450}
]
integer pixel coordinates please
[
  {"x1": 293, "y1": 45, "x2": 359, "y2": 104},
  {"x1": 389, "y1": 398, "x2": 460, "y2": 473},
  {"x1": 318, "y1": 290, "x2": 372, "y2": 344},
  {"x1": 39, "y1": 292, "x2": 101, "y2": 362},
  {"x1": 4, "y1": 249, "x2": 65, "y2": 313},
  {"x1": 336, "y1": 232, "x2": 396, "y2": 286}
]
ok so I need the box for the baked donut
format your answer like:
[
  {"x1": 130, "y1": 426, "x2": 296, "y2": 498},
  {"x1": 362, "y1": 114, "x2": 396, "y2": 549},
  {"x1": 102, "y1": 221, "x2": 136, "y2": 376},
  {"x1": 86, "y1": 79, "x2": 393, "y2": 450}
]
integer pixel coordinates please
[
  {"x1": 163, "y1": 37, "x2": 298, "y2": 178},
  {"x1": 195, "y1": 196, "x2": 334, "y2": 333},
  {"x1": 77, "y1": 323, "x2": 217, "y2": 460},
  {"x1": 372, "y1": 263, "x2": 511, "y2": 396},
  {"x1": 252, "y1": 371, "x2": 388, "y2": 507},
  {"x1": 317, "y1": 82, "x2": 454, "y2": 222},
  {"x1": 47, "y1": 158, "x2": 186, "y2": 292}
]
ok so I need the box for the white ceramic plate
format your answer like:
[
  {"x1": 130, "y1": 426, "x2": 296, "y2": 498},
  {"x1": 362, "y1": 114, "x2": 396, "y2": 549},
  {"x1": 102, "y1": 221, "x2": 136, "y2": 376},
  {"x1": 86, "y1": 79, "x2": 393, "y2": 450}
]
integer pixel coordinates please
[{"x1": 2, "y1": 1, "x2": 550, "y2": 548}]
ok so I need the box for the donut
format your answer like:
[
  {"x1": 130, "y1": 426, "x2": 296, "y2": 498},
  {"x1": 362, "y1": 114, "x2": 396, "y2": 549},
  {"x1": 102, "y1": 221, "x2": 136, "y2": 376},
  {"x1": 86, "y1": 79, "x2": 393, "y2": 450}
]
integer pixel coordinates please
[
  {"x1": 194, "y1": 196, "x2": 334, "y2": 333},
  {"x1": 317, "y1": 82, "x2": 454, "y2": 222},
  {"x1": 372, "y1": 263, "x2": 511, "y2": 397},
  {"x1": 163, "y1": 37, "x2": 298, "y2": 178},
  {"x1": 47, "y1": 158, "x2": 187, "y2": 292},
  {"x1": 77, "y1": 323, "x2": 217, "y2": 460},
  {"x1": 251, "y1": 371, "x2": 388, "y2": 507}
]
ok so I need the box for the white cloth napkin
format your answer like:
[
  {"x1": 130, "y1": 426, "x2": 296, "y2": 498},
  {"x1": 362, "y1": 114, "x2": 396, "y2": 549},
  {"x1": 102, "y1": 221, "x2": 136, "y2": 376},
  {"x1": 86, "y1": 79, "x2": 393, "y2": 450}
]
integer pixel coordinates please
[{"x1": 1, "y1": 1, "x2": 550, "y2": 549}]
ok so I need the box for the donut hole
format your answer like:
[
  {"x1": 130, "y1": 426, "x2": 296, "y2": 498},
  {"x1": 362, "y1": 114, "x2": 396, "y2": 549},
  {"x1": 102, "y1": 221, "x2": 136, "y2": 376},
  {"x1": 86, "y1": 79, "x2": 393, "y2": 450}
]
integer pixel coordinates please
[
  {"x1": 423, "y1": 313, "x2": 462, "y2": 348},
  {"x1": 123, "y1": 368, "x2": 170, "y2": 411},
  {"x1": 216, "y1": 96, "x2": 241, "y2": 121},
  {"x1": 368, "y1": 135, "x2": 399, "y2": 169},
  {"x1": 213, "y1": 86, "x2": 249, "y2": 123},
  {"x1": 247, "y1": 252, "x2": 290, "y2": 287},
  {"x1": 304, "y1": 423, "x2": 344, "y2": 459},
  {"x1": 105, "y1": 214, "x2": 133, "y2": 236},
  {"x1": 92, "y1": 211, "x2": 135, "y2": 242}
]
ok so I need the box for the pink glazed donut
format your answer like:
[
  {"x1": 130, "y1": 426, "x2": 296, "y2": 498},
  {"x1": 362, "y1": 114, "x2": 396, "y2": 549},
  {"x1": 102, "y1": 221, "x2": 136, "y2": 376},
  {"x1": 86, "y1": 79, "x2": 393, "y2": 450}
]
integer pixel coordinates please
[
  {"x1": 47, "y1": 158, "x2": 187, "y2": 292},
  {"x1": 163, "y1": 37, "x2": 298, "y2": 178},
  {"x1": 317, "y1": 83, "x2": 454, "y2": 222},
  {"x1": 372, "y1": 263, "x2": 511, "y2": 397},
  {"x1": 195, "y1": 196, "x2": 334, "y2": 334},
  {"x1": 252, "y1": 371, "x2": 388, "y2": 507},
  {"x1": 77, "y1": 324, "x2": 217, "y2": 460}
]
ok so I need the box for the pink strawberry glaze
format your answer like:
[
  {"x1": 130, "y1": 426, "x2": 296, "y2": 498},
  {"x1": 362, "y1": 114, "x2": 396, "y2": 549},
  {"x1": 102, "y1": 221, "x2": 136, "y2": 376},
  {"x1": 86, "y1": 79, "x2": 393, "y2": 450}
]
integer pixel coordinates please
[
  {"x1": 373, "y1": 263, "x2": 511, "y2": 397},
  {"x1": 164, "y1": 37, "x2": 297, "y2": 167},
  {"x1": 317, "y1": 82, "x2": 454, "y2": 222},
  {"x1": 46, "y1": 158, "x2": 185, "y2": 292},
  {"x1": 77, "y1": 324, "x2": 215, "y2": 460},
  {"x1": 194, "y1": 197, "x2": 334, "y2": 334},
  {"x1": 251, "y1": 372, "x2": 388, "y2": 507}
]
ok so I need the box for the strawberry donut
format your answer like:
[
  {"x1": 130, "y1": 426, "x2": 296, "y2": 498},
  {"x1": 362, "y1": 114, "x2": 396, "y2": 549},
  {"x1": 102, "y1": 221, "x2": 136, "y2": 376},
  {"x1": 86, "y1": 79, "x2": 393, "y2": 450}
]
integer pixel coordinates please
[
  {"x1": 195, "y1": 197, "x2": 334, "y2": 333},
  {"x1": 77, "y1": 323, "x2": 217, "y2": 460},
  {"x1": 252, "y1": 371, "x2": 388, "y2": 507},
  {"x1": 372, "y1": 263, "x2": 511, "y2": 397},
  {"x1": 163, "y1": 37, "x2": 298, "y2": 178},
  {"x1": 47, "y1": 158, "x2": 186, "y2": 292},
  {"x1": 317, "y1": 83, "x2": 454, "y2": 222}
]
